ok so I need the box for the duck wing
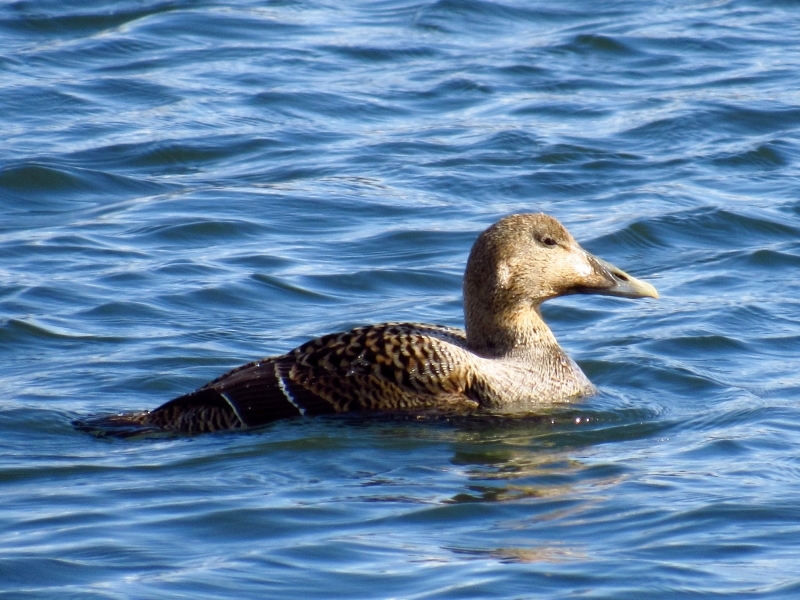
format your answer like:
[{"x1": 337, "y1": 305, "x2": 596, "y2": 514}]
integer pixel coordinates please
[{"x1": 93, "y1": 323, "x2": 480, "y2": 435}]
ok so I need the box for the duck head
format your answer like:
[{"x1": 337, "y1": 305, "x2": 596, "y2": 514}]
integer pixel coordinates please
[{"x1": 463, "y1": 213, "x2": 657, "y2": 355}]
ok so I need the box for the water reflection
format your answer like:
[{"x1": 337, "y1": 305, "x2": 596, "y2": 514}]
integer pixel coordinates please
[{"x1": 425, "y1": 411, "x2": 659, "y2": 563}]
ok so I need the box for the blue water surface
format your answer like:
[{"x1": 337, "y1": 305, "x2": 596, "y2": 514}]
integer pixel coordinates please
[{"x1": 2, "y1": 0, "x2": 800, "y2": 597}]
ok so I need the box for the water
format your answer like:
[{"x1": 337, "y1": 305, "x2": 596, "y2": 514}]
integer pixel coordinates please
[{"x1": 2, "y1": 0, "x2": 800, "y2": 597}]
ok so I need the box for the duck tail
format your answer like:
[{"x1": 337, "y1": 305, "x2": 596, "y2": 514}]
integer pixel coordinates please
[
  {"x1": 72, "y1": 410, "x2": 161, "y2": 439},
  {"x1": 75, "y1": 385, "x2": 249, "y2": 438}
]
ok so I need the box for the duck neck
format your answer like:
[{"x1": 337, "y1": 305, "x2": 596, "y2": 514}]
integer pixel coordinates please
[{"x1": 464, "y1": 301, "x2": 563, "y2": 361}]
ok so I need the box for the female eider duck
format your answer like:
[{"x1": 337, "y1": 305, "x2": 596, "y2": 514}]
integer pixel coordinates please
[{"x1": 94, "y1": 213, "x2": 657, "y2": 435}]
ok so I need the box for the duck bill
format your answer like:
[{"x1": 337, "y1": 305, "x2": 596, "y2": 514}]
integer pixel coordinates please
[{"x1": 582, "y1": 254, "x2": 659, "y2": 299}]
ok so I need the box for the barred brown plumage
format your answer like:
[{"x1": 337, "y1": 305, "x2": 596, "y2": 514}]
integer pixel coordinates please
[{"x1": 78, "y1": 213, "x2": 657, "y2": 436}]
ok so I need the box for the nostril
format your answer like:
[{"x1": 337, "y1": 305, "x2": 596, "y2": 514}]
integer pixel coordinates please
[{"x1": 614, "y1": 271, "x2": 629, "y2": 282}]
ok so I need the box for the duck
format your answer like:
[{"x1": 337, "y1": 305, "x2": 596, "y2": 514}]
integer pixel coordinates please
[{"x1": 90, "y1": 213, "x2": 657, "y2": 435}]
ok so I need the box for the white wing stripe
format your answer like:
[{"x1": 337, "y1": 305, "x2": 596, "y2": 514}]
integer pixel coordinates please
[
  {"x1": 220, "y1": 391, "x2": 246, "y2": 426},
  {"x1": 274, "y1": 363, "x2": 306, "y2": 416}
]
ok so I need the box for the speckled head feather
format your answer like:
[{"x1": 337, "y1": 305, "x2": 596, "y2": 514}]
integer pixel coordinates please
[{"x1": 78, "y1": 213, "x2": 657, "y2": 436}]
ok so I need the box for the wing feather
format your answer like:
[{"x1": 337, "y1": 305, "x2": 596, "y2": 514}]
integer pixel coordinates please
[{"x1": 84, "y1": 322, "x2": 481, "y2": 435}]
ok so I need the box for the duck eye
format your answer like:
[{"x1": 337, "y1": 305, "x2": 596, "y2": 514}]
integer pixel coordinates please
[{"x1": 542, "y1": 236, "x2": 557, "y2": 247}]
